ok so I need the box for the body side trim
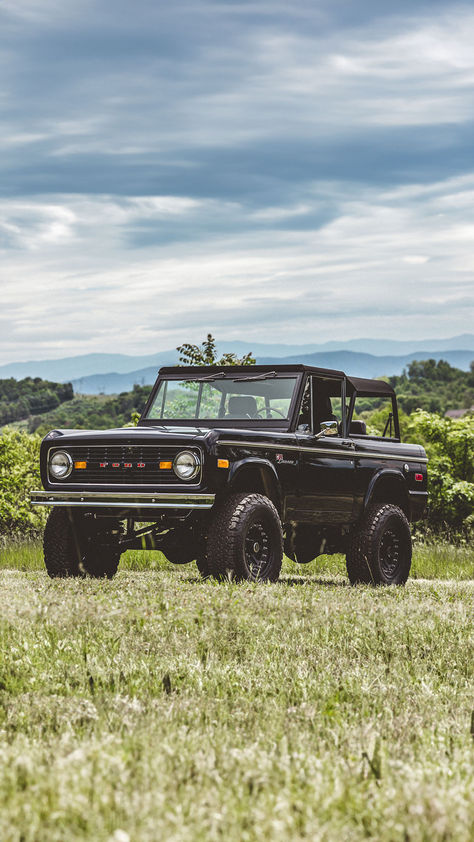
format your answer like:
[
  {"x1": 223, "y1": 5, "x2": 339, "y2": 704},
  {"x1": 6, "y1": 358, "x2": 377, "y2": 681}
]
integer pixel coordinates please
[{"x1": 217, "y1": 440, "x2": 427, "y2": 464}]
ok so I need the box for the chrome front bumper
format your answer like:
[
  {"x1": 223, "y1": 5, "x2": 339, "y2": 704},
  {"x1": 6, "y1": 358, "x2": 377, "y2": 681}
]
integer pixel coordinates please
[{"x1": 30, "y1": 490, "x2": 215, "y2": 510}]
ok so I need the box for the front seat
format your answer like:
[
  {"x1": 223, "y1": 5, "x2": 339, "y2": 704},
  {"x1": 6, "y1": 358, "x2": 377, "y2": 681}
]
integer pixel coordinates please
[
  {"x1": 313, "y1": 393, "x2": 339, "y2": 432},
  {"x1": 226, "y1": 395, "x2": 258, "y2": 418}
]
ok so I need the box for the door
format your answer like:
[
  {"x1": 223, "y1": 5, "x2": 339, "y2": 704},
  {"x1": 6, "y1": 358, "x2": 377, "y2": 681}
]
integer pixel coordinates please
[{"x1": 294, "y1": 376, "x2": 356, "y2": 524}]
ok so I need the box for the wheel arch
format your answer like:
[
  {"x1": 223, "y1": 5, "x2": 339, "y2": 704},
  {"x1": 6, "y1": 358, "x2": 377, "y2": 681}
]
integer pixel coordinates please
[
  {"x1": 364, "y1": 469, "x2": 410, "y2": 519},
  {"x1": 227, "y1": 458, "x2": 282, "y2": 513}
]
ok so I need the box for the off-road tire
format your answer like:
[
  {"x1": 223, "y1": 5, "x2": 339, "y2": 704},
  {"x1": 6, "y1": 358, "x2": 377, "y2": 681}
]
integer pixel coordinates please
[
  {"x1": 161, "y1": 531, "x2": 196, "y2": 565},
  {"x1": 43, "y1": 508, "x2": 121, "y2": 579},
  {"x1": 346, "y1": 503, "x2": 412, "y2": 586},
  {"x1": 207, "y1": 493, "x2": 283, "y2": 582},
  {"x1": 81, "y1": 547, "x2": 121, "y2": 579},
  {"x1": 195, "y1": 533, "x2": 210, "y2": 578},
  {"x1": 43, "y1": 508, "x2": 84, "y2": 578},
  {"x1": 195, "y1": 550, "x2": 210, "y2": 578}
]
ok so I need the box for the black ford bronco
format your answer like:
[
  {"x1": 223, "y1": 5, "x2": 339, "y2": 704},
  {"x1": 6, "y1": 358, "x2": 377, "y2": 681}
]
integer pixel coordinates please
[{"x1": 31, "y1": 364, "x2": 428, "y2": 585}]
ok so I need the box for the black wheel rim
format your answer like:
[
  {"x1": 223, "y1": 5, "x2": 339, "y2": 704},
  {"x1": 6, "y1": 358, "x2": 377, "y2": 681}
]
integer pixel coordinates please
[
  {"x1": 244, "y1": 520, "x2": 271, "y2": 579},
  {"x1": 379, "y1": 527, "x2": 402, "y2": 579}
]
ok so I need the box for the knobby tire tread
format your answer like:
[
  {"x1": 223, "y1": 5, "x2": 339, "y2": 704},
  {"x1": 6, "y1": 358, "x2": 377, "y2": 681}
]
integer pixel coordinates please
[
  {"x1": 207, "y1": 492, "x2": 283, "y2": 582},
  {"x1": 43, "y1": 508, "x2": 81, "y2": 578},
  {"x1": 346, "y1": 503, "x2": 411, "y2": 586}
]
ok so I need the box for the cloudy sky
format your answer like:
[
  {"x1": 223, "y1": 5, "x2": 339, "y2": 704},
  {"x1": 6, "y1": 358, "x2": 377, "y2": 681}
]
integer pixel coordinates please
[{"x1": 1, "y1": 0, "x2": 474, "y2": 363}]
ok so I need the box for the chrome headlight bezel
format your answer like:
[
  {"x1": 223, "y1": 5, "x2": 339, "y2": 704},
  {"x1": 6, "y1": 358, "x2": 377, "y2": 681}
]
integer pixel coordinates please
[
  {"x1": 49, "y1": 449, "x2": 73, "y2": 480},
  {"x1": 173, "y1": 450, "x2": 200, "y2": 481}
]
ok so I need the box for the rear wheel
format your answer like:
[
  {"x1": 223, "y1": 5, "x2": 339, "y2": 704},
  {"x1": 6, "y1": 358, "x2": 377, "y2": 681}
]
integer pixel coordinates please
[
  {"x1": 43, "y1": 508, "x2": 121, "y2": 579},
  {"x1": 346, "y1": 503, "x2": 412, "y2": 585},
  {"x1": 207, "y1": 493, "x2": 283, "y2": 582},
  {"x1": 161, "y1": 528, "x2": 196, "y2": 565},
  {"x1": 81, "y1": 546, "x2": 121, "y2": 579},
  {"x1": 196, "y1": 551, "x2": 210, "y2": 578}
]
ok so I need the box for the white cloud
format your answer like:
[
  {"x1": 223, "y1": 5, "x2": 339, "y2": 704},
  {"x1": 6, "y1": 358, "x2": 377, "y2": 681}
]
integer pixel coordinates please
[
  {"x1": 0, "y1": 174, "x2": 473, "y2": 361},
  {"x1": 0, "y1": 195, "x2": 206, "y2": 251},
  {"x1": 402, "y1": 256, "x2": 430, "y2": 265},
  {"x1": 1, "y1": 2, "x2": 474, "y2": 362}
]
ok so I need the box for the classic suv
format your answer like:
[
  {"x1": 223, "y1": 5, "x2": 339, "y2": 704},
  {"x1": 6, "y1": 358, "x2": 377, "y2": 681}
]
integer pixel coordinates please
[{"x1": 31, "y1": 364, "x2": 428, "y2": 585}]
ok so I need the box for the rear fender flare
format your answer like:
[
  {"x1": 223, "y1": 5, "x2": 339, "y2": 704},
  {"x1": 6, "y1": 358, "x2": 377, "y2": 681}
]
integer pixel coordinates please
[{"x1": 364, "y1": 468, "x2": 410, "y2": 518}]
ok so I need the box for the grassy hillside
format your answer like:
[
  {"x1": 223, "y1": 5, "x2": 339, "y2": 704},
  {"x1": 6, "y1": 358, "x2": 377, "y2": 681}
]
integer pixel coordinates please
[
  {"x1": 2, "y1": 360, "x2": 472, "y2": 435},
  {"x1": 0, "y1": 377, "x2": 73, "y2": 426},
  {"x1": 0, "y1": 555, "x2": 472, "y2": 841},
  {"x1": 28, "y1": 385, "x2": 151, "y2": 436}
]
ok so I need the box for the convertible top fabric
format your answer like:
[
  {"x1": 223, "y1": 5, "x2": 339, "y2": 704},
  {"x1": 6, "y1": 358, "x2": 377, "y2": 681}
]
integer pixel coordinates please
[{"x1": 346, "y1": 376, "x2": 395, "y2": 397}]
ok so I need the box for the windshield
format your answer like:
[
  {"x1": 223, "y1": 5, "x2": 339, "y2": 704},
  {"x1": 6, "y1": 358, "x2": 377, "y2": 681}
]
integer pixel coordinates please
[{"x1": 145, "y1": 376, "x2": 298, "y2": 421}]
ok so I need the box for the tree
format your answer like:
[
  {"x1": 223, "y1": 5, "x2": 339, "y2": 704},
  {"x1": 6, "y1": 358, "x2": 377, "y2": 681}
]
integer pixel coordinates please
[{"x1": 176, "y1": 333, "x2": 255, "y2": 367}]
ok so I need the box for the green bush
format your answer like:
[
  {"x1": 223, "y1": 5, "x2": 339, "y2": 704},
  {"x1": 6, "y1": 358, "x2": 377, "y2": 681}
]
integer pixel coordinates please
[
  {"x1": 407, "y1": 410, "x2": 474, "y2": 532},
  {"x1": 0, "y1": 429, "x2": 47, "y2": 537}
]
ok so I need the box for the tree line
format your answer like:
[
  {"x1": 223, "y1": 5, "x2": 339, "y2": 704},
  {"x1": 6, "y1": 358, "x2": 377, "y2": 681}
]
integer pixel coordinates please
[
  {"x1": 389, "y1": 358, "x2": 474, "y2": 414},
  {"x1": 0, "y1": 377, "x2": 73, "y2": 426}
]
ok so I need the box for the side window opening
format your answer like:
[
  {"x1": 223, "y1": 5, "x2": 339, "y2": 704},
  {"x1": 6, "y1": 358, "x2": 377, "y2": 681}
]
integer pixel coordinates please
[
  {"x1": 351, "y1": 396, "x2": 396, "y2": 438},
  {"x1": 297, "y1": 377, "x2": 343, "y2": 434}
]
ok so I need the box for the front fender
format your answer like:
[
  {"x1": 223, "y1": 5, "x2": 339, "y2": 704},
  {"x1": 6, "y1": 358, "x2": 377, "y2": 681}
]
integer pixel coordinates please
[{"x1": 228, "y1": 457, "x2": 282, "y2": 510}]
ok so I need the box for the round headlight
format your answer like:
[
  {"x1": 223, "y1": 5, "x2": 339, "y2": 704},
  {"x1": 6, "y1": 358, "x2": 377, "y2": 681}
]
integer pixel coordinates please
[
  {"x1": 173, "y1": 450, "x2": 200, "y2": 481},
  {"x1": 49, "y1": 450, "x2": 73, "y2": 480}
]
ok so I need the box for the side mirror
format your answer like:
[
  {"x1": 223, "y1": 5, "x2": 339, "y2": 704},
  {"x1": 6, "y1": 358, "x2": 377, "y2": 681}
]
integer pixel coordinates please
[{"x1": 315, "y1": 420, "x2": 339, "y2": 439}]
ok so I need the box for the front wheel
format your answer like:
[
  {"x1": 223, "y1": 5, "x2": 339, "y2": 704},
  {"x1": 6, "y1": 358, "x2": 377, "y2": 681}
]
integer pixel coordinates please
[
  {"x1": 207, "y1": 493, "x2": 283, "y2": 582},
  {"x1": 43, "y1": 508, "x2": 121, "y2": 579},
  {"x1": 346, "y1": 503, "x2": 412, "y2": 585}
]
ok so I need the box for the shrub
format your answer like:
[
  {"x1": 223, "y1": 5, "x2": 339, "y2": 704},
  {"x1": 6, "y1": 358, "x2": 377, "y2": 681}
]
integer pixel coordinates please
[
  {"x1": 407, "y1": 410, "x2": 474, "y2": 532},
  {"x1": 0, "y1": 429, "x2": 47, "y2": 537}
]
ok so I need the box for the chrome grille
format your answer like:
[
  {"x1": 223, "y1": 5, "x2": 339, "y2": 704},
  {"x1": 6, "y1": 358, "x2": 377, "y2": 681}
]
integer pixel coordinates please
[{"x1": 48, "y1": 445, "x2": 201, "y2": 485}]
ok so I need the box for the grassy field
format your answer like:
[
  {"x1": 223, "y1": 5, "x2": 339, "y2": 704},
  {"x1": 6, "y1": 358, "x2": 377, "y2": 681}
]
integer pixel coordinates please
[{"x1": 0, "y1": 544, "x2": 472, "y2": 841}]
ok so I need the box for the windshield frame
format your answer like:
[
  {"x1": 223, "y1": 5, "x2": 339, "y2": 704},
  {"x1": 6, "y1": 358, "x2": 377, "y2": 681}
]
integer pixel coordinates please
[{"x1": 139, "y1": 370, "x2": 305, "y2": 430}]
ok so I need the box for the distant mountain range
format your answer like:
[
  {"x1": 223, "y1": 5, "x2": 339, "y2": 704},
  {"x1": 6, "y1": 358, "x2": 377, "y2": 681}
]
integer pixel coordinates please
[
  {"x1": 64, "y1": 349, "x2": 473, "y2": 394},
  {"x1": 1, "y1": 335, "x2": 472, "y2": 395}
]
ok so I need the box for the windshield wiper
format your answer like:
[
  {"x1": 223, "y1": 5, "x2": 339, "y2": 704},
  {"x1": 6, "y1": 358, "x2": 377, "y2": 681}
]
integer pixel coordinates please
[
  {"x1": 193, "y1": 371, "x2": 228, "y2": 382},
  {"x1": 234, "y1": 371, "x2": 277, "y2": 382}
]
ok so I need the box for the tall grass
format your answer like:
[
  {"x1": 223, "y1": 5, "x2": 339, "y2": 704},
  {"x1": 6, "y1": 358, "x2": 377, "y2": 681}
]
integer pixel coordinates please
[
  {"x1": 1, "y1": 537, "x2": 473, "y2": 579},
  {"x1": 0, "y1": 567, "x2": 472, "y2": 841}
]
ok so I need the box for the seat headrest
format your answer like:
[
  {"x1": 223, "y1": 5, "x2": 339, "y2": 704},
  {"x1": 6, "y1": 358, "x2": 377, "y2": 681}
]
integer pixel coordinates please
[
  {"x1": 227, "y1": 395, "x2": 258, "y2": 418},
  {"x1": 350, "y1": 420, "x2": 367, "y2": 435}
]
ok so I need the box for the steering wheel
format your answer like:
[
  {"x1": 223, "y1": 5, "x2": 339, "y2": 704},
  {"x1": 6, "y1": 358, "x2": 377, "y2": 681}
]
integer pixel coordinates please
[{"x1": 252, "y1": 407, "x2": 286, "y2": 419}]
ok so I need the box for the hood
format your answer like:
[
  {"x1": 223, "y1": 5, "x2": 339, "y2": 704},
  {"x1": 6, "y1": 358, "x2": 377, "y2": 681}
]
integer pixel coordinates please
[{"x1": 43, "y1": 425, "x2": 214, "y2": 446}]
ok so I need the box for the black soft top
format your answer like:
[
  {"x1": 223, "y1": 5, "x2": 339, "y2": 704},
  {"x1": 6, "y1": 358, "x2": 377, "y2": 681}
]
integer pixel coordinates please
[
  {"x1": 158, "y1": 365, "x2": 395, "y2": 397},
  {"x1": 346, "y1": 376, "x2": 395, "y2": 397}
]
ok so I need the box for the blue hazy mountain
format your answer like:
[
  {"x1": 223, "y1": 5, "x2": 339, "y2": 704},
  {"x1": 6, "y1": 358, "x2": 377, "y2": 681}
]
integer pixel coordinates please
[
  {"x1": 67, "y1": 349, "x2": 474, "y2": 395},
  {"x1": 0, "y1": 350, "x2": 181, "y2": 381},
  {"x1": 0, "y1": 336, "x2": 472, "y2": 394}
]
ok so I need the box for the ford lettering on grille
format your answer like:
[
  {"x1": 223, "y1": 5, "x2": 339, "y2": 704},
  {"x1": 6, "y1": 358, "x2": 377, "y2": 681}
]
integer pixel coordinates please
[{"x1": 50, "y1": 446, "x2": 201, "y2": 485}]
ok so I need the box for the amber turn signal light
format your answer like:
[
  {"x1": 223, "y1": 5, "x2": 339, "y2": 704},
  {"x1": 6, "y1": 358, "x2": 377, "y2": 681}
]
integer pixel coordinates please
[
  {"x1": 74, "y1": 461, "x2": 87, "y2": 470},
  {"x1": 159, "y1": 461, "x2": 173, "y2": 470},
  {"x1": 217, "y1": 458, "x2": 229, "y2": 469}
]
